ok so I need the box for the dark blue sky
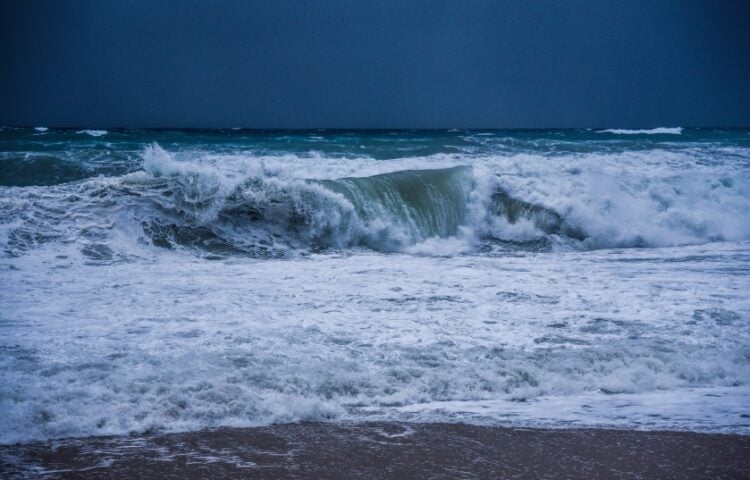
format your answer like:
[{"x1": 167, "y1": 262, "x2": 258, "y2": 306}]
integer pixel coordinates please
[{"x1": 1, "y1": 0, "x2": 749, "y2": 128}]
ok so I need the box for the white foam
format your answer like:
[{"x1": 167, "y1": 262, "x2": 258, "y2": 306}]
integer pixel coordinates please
[
  {"x1": 392, "y1": 386, "x2": 750, "y2": 432},
  {"x1": 76, "y1": 129, "x2": 108, "y2": 137},
  {"x1": 597, "y1": 127, "x2": 683, "y2": 135},
  {"x1": 1, "y1": 242, "x2": 749, "y2": 443},
  {"x1": 33, "y1": 127, "x2": 48, "y2": 132},
  {"x1": 483, "y1": 150, "x2": 750, "y2": 248},
  {"x1": 403, "y1": 231, "x2": 475, "y2": 256}
]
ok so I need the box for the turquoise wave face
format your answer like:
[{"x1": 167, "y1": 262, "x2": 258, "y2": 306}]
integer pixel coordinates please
[{"x1": 317, "y1": 167, "x2": 474, "y2": 247}]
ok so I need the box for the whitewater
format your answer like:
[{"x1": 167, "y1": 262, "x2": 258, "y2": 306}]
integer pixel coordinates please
[{"x1": 1, "y1": 128, "x2": 749, "y2": 444}]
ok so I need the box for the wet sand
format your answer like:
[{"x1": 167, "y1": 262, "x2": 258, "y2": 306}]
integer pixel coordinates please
[{"x1": 1, "y1": 422, "x2": 749, "y2": 479}]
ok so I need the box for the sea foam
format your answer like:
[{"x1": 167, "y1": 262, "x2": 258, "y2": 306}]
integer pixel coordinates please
[
  {"x1": 597, "y1": 127, "x2": 683, "y2": 135},
  {"x1": 76, "y1": 129, "x2": 108, "y2": 137}
]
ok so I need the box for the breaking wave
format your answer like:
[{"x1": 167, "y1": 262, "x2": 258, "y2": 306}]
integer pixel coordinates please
[
  {"x1": 2, "y1": 132, "x2": 750, "y2": 444},
  {"x1": 2, "y1": 143, "x2": 749, "y2": 259},
  {"x1": 130, "y1": 144, "x2": 750, "y2": 252},
  {"x1": 76, "y1": 129, "x2": 108, "y2": 137},
  {"x1": 598, "y1": 127, "x2": 683, "y2": 135}
]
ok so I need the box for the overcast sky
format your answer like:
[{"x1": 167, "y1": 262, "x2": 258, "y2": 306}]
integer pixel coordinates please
[{"x1": 1, "y1": 0, "x2": 749, "y2": 128}]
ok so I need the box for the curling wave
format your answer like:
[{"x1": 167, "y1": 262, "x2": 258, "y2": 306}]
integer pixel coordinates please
[
  {"x1": 127, "y1": 145, "x2": 592, "y2": 255},
  {"x1": 2, "y1": 143, "x2": 748, "y2": 259}
]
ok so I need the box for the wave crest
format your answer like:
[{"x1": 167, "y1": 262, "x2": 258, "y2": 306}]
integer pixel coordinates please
[
  {"x1": 3, "y1": 143, "x2": 748, "y2": 259},
  {"x1": 597, "y1": 127, "x2": 683, "y2": 135}
]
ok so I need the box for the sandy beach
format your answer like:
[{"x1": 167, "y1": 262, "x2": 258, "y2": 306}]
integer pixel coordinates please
[{"x1": 2, "y1": 422, "x2": 749, "y2": 479}]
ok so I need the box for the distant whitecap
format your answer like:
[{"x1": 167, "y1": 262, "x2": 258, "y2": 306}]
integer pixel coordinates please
[
  {"x1": 77, "y1": 129, "x2": 108, "y2": 137},
  {"x1": 597, "y1": 127, "x2": 683, "y2": 135}
]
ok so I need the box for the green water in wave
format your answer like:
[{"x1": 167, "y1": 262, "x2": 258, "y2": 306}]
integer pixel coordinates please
[{"x1": 318, "y1": 166, "x2": 473, "y2": 242}]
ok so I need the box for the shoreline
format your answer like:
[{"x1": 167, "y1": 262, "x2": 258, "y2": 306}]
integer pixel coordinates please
[{"x1": 2, "y1": 422, "x2": 749, "y2": 479}]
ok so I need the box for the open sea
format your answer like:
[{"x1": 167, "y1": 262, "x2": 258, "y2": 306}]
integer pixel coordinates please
[{"x1": 1, "y1": 127, "x2": 749, "y2": 445}]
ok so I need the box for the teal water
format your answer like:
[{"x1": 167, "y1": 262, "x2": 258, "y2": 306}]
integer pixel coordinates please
[{"x1": 2, "y1": 127, "x2": 749, "y2": 187}]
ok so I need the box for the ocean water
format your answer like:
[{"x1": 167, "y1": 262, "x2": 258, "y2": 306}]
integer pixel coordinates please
[{"x1": 1, "y1": 127, "x2": 749, "y2": 444}]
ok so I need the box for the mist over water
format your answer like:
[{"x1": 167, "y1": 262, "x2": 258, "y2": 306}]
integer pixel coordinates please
[{"x1": 1, "y1": 128, "x2": 749, "y2": 443}]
